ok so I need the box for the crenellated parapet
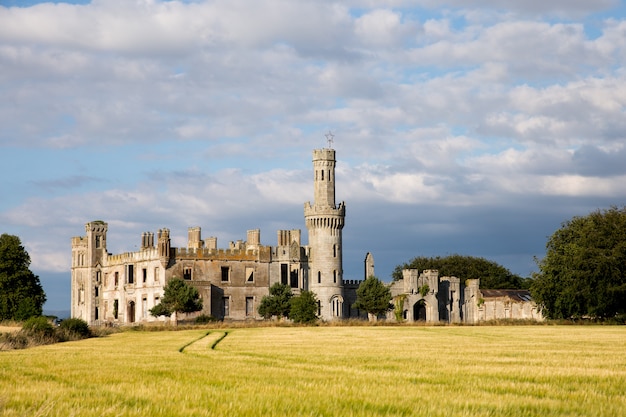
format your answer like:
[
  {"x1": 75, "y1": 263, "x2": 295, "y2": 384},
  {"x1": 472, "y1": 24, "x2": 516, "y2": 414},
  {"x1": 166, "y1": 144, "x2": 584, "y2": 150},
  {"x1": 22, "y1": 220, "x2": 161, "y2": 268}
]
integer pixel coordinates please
[
  {"x1": 312, "y1": 148, "x2": 336, "y2": 161},
  {"x1": 71, "y1": 236, "x2": 87, "y2": 248},
  {"x1": 172, "y1": 246, "x2": 272, "y2": 262},
  {"x1": 107, "y1": 247, "x2": 159, "y2": 265},
  {"x1": 304, "y1": 201, "x2": 345, "y2": 216},
  {"x1": 304, "y1": 202, "x2": 345, "y2": 235}
]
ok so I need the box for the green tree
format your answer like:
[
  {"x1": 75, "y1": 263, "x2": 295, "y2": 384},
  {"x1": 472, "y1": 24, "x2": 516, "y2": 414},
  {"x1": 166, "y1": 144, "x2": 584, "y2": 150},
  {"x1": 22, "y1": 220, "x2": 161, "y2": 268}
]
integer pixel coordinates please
[
  {"x1": 392, "y1": 254, "x2": 527, "y2": 289},
  {"x1": 0, "y1": 234, "x2": 46, "y2": 321},
  {"x1": 531, "y1": 207, "x2": 626, "y2": 320},
  {"x1": 149, "y1": 278, "x2": 203, "y2": 325},
  {"x1": 289, "y1": 290, "x2": 318, "y2": 324},
  {"x1": 353, "y1": 275, "x2": 392, "y2": 321},
  {"x1": 258, "y1": 283, "x2": 292, "y2": 319}
]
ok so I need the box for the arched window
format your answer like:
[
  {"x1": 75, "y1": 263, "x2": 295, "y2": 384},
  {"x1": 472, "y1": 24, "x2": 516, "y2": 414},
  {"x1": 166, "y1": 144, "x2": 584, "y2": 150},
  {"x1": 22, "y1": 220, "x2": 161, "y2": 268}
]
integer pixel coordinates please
[{"x1": 331, "y1": 296, "x2": 343, "y2": 317}]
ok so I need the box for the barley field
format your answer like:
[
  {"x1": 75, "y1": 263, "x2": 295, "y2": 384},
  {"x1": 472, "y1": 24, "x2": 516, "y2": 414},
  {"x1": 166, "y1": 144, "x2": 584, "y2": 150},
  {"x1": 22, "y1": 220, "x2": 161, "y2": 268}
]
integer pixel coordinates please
[{"x1": 0, "y1": 326, "x2": 625, "y2": 417}]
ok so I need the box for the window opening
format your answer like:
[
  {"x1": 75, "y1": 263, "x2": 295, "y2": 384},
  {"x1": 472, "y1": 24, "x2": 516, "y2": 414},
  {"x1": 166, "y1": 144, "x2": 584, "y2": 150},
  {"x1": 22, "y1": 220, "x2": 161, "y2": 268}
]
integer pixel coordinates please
[
  {"x1": 221, "y1": 266, "x2": 229, "y2": 282},
  {"x1": 142, "y1": 297, "x2": 148, "y2": 319},
  {"x1": 223, "y1": 297, "x2": 230, "y2": 317},
  {"x1": 184, "y1": 267, "x2": 192, "y2": 280},
  {"x1": 290, "y1": 270, "x2": 298, "y2": 288},
  {"x1": 317, "y1": 271, "x2": 321, "y2": 284},
  {"x1": 281, "y1": 264, "x2": 288, "y2": 285},
  {"x1": 246, "y1": 267, "x2": 254, "y2": 283},
  {"x1": 245, "y1": 297, "x2": 254, "y2": 316},
  {"x1": 128, "y1": 301, "x2": 135, "y2": 323},
  {"x1": 128, "y1": 265, "x2": 134, "y2": 284},
  {"x1": 142, "y1": 268, "x2": 147, "y2": 283}
]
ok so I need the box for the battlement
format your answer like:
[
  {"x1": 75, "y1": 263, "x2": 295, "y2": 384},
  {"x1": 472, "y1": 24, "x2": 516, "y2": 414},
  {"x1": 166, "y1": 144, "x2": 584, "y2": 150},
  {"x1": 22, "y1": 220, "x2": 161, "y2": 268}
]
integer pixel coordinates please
[
  {"x1": 71, "y1": 236, "x2": 87, "y2": 247},
  {"x1": 85, "y1": 220, "x2": 107, "y2": 234},
  {"x1": 312, "y1": 148, "x2": 335, "y2": 161},
  {"x1": 172, "y1": 245, "x2": 272, "y2": 262},
  {"x1": 304, "y1": 201, "x2": 346, "y2": 216},
  {"x1": 107, "y1": 247, "x2": 159, "y2": 265}
]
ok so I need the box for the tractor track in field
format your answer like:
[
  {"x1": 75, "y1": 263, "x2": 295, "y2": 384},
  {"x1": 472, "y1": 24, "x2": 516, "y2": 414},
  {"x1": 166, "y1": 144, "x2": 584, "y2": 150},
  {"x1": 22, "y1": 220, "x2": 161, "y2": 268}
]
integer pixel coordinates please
[{"x1": 179, "y1": 330, "x2": 229, "y2": 353}]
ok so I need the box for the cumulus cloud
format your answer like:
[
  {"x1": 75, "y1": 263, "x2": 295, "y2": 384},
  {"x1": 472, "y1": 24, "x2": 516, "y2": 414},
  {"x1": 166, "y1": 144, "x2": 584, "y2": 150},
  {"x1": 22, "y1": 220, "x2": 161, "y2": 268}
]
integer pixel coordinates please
[{"x1": 1, "y1": 0, "x2": 626, "y2": 310}]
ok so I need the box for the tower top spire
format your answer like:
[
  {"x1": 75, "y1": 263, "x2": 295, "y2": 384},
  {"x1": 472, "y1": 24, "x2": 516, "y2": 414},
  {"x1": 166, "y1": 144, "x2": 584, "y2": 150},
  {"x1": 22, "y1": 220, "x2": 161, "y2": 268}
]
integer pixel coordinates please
[{"x1": 325, "y1": 130, "x2": 334, "y2": 149}]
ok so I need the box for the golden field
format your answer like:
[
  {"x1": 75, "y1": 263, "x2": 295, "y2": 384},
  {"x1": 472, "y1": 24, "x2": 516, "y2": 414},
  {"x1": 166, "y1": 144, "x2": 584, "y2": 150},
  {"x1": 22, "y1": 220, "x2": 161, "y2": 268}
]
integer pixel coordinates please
[{"x1": 0, "y1": 325, "x2": 625, "y2": 416}]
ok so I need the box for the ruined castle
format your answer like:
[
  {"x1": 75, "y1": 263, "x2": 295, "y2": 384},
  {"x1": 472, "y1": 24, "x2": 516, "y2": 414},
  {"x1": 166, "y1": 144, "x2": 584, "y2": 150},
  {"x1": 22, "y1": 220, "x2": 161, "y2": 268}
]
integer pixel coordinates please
[{"x1": 71, "y1": 146, "x2": 542, "y2": 324}]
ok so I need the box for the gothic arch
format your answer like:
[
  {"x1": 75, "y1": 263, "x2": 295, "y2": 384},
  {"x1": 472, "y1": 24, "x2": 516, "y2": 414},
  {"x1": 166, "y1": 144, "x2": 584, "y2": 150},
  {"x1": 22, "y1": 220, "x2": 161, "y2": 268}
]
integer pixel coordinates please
[
  {"x1": 329, "y1": 295, "x2": 344, "y2": 318},
  {"x1": 413, "y1": 299, "x2": 427, "y2": 322}
]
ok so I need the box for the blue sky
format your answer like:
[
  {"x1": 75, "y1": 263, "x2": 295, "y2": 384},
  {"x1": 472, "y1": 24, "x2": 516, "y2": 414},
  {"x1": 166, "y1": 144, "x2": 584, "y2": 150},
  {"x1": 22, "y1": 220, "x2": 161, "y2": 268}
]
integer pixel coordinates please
[{"x1": 1, "y1": 0, "x2": 626, "y2": 312}]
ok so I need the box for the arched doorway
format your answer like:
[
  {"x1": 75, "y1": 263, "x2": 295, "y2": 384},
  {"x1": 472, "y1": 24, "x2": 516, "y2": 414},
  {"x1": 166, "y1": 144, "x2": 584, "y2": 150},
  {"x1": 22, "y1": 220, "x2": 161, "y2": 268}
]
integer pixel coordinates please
[
  {"x1": 413, "y1": 300, "x2": 427, "y2": 321},
  {"x1": 128, "y1": 301, "x2": 136, "y2": 323}
]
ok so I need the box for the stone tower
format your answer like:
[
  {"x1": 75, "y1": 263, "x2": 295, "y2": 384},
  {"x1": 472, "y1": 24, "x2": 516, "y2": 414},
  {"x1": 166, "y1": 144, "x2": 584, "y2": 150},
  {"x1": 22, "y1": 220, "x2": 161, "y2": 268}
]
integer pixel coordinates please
[
  {"x1": 71, "y1": 220, "x2": 108, "y2": 323},
  {"x1": 305, "y1": 147, "x2": 346, "y2": 320}
]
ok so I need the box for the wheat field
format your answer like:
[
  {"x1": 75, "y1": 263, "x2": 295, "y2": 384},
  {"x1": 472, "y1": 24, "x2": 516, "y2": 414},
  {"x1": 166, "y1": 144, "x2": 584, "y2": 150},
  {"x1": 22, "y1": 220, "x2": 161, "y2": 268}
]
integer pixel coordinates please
[{"x1": 0, "y1": 325, "x2": 625, "y2": 416}]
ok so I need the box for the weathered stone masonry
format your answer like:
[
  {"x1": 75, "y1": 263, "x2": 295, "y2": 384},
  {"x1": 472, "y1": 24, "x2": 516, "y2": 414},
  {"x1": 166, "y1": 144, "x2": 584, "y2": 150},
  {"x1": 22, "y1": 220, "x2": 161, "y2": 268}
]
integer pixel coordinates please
[{"x1": 71, "y1": 146, "x2": 542, "y2": 325}]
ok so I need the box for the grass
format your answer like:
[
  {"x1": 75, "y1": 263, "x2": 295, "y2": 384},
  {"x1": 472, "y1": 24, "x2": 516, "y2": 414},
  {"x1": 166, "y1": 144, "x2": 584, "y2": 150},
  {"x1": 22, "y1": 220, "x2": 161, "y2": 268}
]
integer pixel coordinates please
[{"x1": 0, "y1": 326, "x2": 625, "y2": 416}]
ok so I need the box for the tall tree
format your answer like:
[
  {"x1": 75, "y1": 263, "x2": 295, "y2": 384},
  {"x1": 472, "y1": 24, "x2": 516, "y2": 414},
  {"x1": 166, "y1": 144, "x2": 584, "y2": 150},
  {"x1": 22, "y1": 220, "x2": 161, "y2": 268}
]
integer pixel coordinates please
[
  {"x1": 0, "y1": 234, "x2": 46, "y2": 321},
  {"x1": 258, "y1": 283, "x2": 292, "y2": 319},
  {"x1": 353, "y1": 276, "x2": 392, "y2": 321},
  {"x1": 289, "y1": 290, "x2": 318, "y2": 324},
  {"x1": 392, "y1": 254, "x2": 528, "y2": 289},
  {"x1": 149, "y1": 278, "x2": 203, "y2": 325},
  {"x1": 532, "y1": 207, "x2": 626, "y2": 320}
]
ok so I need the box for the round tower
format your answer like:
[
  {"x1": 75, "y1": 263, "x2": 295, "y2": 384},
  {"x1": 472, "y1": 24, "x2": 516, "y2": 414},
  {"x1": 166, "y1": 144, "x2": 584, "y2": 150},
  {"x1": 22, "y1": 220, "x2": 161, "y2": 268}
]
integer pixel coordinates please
[{"x1": 305, "y1": 146, "x2": 345, "y2": 320}]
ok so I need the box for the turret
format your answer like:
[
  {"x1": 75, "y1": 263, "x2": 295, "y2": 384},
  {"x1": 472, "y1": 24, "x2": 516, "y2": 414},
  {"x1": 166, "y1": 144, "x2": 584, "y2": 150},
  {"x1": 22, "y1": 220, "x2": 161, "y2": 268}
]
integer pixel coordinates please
[
  {"x1": 305, "y1": 140, "x2": 345, "y2": 320},
  {"x1": 158, "y1": 228, "x2": 171, "y2": 267},
  {"x1": 85, "y1": 220, "x2": 107, "y2": 267}
]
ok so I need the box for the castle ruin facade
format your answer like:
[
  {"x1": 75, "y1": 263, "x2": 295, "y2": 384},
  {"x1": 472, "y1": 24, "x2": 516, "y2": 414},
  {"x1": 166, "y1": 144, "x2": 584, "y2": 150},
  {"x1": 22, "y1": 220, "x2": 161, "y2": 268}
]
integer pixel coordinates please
[
  {"x1": 71, "y1": 146, "x2": 542, "y2": 325},
  {"x1": 71, "y1": 146, "x2": 354, "y2": 324}
]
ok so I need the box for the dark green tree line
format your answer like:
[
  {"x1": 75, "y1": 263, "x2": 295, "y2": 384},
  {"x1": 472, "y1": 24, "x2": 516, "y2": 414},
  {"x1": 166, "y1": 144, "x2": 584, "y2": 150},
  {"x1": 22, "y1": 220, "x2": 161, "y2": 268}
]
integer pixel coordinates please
[
  {"x1": 0, "y1": 234, "x2": 46, "y2": 321},
  {"x1": 392, "y1": 254, "x2": 529, "y2": 289},
  {"x1": 532, "y1": 207, "x2": 626, "y2": 320}
]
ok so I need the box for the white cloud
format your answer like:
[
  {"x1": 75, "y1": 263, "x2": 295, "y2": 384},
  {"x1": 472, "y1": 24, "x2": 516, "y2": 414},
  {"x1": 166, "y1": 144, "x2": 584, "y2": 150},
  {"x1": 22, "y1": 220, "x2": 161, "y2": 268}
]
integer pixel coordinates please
[{"x1": 2, "y1": 0, "x2": 626, "y2": 309}]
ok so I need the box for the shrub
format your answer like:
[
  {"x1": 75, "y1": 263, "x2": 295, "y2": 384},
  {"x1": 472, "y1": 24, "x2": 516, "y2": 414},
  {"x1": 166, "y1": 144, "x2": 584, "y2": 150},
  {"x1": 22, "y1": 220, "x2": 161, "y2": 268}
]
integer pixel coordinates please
[
  {"x1": 59, "y1": 318, "x2": 91, "y2": 338},
  {"x1": 0, "y1": 331, "x2": 29, "y2": 350},
  {"x1": 22, "y1": 316, "x2": 54, "y2": 337},
  {"x1": 195, "y1": 314, "x2": 216, "y2": 324}
]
